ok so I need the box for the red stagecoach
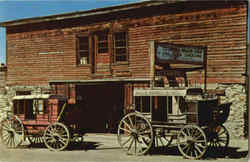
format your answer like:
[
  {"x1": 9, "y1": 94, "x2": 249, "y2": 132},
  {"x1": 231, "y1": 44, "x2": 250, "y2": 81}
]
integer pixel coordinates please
[{"x1": 0, "y1": 94, "x2": 85, "y2": 151}]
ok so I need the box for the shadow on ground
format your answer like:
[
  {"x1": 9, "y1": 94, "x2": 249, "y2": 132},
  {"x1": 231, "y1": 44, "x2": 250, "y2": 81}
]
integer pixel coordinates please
[
  {"x1": 149, "y1": 146, "x2": 248, "y2": 160},
  {"x1": 26, "y1": 140, "x2": 121, "y2": 152}
]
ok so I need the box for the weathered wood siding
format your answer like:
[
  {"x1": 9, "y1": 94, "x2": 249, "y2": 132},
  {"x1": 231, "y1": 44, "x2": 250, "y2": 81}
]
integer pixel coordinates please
[{"x1": 6, "y1": 1, "x2": 247, "y2": 86}]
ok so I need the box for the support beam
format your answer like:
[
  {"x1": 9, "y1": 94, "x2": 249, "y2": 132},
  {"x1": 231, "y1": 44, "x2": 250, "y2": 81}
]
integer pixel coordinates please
[{"x1": 149, "y1": 40, "x2": 155, "y2": 89}]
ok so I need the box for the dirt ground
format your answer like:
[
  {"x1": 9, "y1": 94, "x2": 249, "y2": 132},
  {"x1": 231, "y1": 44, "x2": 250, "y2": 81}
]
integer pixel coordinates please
[{"x1": 0, "y1": 133, "x2": 248, "y2": 162}]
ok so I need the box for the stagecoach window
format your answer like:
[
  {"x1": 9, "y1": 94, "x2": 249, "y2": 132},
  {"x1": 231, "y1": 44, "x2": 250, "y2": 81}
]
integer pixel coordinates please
[
  {"x1": 37, "y1": 100, "x2": 43, "y2": 114},
  {"x1": 135, "y1": 96, "x2": 150, "y2": 113},
  {"x1": 33, "y1": 100, "x2": 47, "y2": 114},
  {"x1": 13, "y1": 100, "x2": 25, "y2": 114}
]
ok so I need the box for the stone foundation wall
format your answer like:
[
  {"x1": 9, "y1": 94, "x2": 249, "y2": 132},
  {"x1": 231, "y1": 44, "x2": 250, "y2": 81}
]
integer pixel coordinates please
[{"x1": 216, "y1": 84, "x2": 247, "y2": 139}]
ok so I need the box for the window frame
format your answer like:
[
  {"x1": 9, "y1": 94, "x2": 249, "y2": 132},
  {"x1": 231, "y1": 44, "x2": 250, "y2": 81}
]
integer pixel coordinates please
[
  {"x1": 113, "y1": 31, "x2": 128, "y2": 63},
  {"x1": 75, "y1": 30, "x2": 129, "y2": 66},
  {"x1": 76, "y1": 34, "x2": 92, "y2": 66},
  {"x1": 96, "y1": 31, "x2": 109, "y2": 54}
]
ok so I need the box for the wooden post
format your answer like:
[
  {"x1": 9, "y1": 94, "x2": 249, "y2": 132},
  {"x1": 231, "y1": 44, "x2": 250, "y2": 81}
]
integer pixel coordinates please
[
  {"x1": 149, "y1": 40, "x2": 155, "y2": 89},
  {"x1": 204, "y1": 47, "x2": 208, "y2": 92},
  {"x1": 149, "y1": 40, "x2": 155, "y2": 115}
]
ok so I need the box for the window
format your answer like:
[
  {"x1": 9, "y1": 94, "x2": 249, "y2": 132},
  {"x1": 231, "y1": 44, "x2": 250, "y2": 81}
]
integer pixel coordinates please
[
  {"x1": 97, "y1": 33, "x2": 109, "y2": 54},
  {"x1": 33, "y1": 99, "x2": 48, "y2": 115},
  {"x1": 77, "y1": 36, "x2": 89, "y2": 65},
  {"x1": 76, "y1": 31, "x2": 128, "y2": 65},
  {"x1": 114, "y1": 32, "x2": 127, "y2": 62},
  {"x1": 135, "y1": 96, "x2": 150, "y2": 113}
]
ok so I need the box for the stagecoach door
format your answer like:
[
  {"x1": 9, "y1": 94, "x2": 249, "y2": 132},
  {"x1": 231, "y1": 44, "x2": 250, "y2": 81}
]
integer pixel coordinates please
[{"x1": 151, "y1": 96, "x2": 168, "y2": 122}]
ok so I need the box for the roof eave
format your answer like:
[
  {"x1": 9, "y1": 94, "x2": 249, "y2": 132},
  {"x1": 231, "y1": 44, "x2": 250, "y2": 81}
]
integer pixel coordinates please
[{"x1": 0, "y1": 1, "x2": 169, "y2": 27}]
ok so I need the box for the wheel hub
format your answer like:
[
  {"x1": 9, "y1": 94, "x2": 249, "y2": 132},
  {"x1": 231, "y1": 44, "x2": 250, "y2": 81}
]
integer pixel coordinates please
[
  {"x1": 131, "y1": 129, "x2": 138, "y2": 138},
  {"x1": 8, "y1": 130, "x2": 15, "y2": 137},
  {"x1": 186, "y1": 137, "x2": 195, "y2": 145}
]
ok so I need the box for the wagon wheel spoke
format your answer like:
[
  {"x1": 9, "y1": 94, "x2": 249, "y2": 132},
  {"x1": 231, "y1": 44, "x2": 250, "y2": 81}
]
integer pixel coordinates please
[
  {"x1": 127, "y1": 137, "x2": 135, "y2": 153},
  {"x1": 194, "y1": 144, "x2": 203, "y2": 154},
  {"x1": 153, "y1": 129, "x2": 173, "y2": 151},
  {"x1": 43, "y1": 122, "x2": 70, "y2": 151},
  {"x1": 119, "y1": 127, "x2": 131, "y2": 134},
  {"x1": 121, "y1": 135, "x2": 133, "y2": 147},
  {"x1": 28, "y1": 135, "x2": 44, "y2": 145},
  {"x1": 0, "y1": 115, "x2": 24, "y2": 148},
  {"x1": 134, "y1": 137, "x2": 145, "y2": 154},
  {"x1": 122, "y1": 120, "x2": 132, "y2": 131},
  {"x1": 2, "y1": 123, "x2": 10, "y2": 130},
  {"x1": 127, "y1": 116, "x2": 134, "y2": 129},
  {"x1": 117, "y1": 112, "x2": 153, "y2": 156},
  {"x1": 136, "y1": 140, "x2": 143, "y2": 153},
  {"x1": 177, "y1": 125, "x2": 207, "y2": 159},
  {"x1": 208, "y1": 125, "x2": 229, "y2": 152},
  {"x1": 58, "y1": 138, "x2": 67, "y2": 146},
  {"x1": 181, "y1": 143, "x2": 190, "y2": 151}
]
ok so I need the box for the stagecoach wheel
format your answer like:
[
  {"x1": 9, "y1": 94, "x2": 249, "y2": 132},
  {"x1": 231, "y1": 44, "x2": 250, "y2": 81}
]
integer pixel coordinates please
[
  {"x1": 0, "y1": 115, "x2": 24, "y2": 148},
  {"x1": 43, "y1": 122, "x2": 70, "y2": 151},
  {"x1": 177, "y1": 125, "x2": 207, "y2": 159},
  {"x1": 117, "y1": 112, "x2": 153, "y2": 155},
  {"x1": 28, "y1": 135, "x2": 44, "y2": 145},
  {"x1": 153, "y1": 128, "x2": 173, "y2": 150},
  {"x1": 208, "y1": 125, "x2": 229, "y2": 151}
]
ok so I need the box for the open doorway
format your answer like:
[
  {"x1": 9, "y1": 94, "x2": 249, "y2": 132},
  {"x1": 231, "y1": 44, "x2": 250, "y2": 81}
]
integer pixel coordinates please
[{"x1": 76, "y1": 83, "x2": 124, "y2": 133}]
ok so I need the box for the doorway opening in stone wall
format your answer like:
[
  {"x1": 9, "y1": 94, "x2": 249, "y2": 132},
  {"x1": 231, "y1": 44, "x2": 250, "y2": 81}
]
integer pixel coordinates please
[{"x1": 76, "y1": 83, "x2": 124, "y2": 133}]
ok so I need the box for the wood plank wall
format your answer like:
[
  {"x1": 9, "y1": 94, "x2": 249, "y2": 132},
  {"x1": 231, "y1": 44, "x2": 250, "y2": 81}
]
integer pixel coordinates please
[{"x1": 5, "y1": 1, "x2": 247, "y2": 86}]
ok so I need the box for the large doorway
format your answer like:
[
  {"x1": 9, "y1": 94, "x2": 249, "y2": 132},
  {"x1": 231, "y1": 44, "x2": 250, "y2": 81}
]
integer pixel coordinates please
[{"x1": 76, "y1": 83, "x2": 124, "y2": 133}]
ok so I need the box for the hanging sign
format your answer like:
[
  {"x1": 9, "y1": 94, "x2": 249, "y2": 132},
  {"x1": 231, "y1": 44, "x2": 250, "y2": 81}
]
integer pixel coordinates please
[{"x1": 155, "y1": 43, "x2": 206, "y2": 65}]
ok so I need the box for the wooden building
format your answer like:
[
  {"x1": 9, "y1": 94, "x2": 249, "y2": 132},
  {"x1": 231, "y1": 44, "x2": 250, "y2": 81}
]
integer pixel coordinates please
[{"x1": 0, "y1": 0, "x2": 247, "y2": 132}]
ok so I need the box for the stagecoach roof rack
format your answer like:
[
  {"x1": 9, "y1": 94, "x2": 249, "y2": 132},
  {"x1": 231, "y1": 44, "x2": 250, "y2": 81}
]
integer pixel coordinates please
[
  {"x1": 133, "y1": 87, "x2": 188, "y2": 97},
  {"x1": 12, "y1": 94, "x2": 68, "y2": 100},
  {"x1": 133, "y1": 87, "x2": 205, "y2": 97},
  {"x1": 12, "y1": 94, "x2": 51, "y2": 100}
]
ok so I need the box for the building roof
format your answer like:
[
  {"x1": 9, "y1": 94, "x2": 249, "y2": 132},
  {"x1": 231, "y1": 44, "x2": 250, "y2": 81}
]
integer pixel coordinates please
[
  {"x1": 0, "y1": 1, "x2": 175, "y2": 27},
  {"x1": 0, "y1": 0, "x2": 246, "y2": 27}
]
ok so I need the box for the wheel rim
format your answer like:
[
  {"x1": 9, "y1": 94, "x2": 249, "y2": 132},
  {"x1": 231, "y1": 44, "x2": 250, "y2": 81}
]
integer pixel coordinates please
[
  {"x1": 0, "y1": 115, "x2": 24, "y2": 148},
  {"x1": 177, "y1": 125, "x2": 207, "y2": 159},
  {"x1": 208, "y1": 125, "x2": 229, "y2": 151},
  {"x1": 117, "y1": 112, "x2": 153, "y2": 155},
  {"x1": 43, "y1": 122, "x2": 70, "y2": 151},
  {"x1": 153, "y1": 128, "x2": 173, "y2": 150},
  {"x1": 28, "y1": 135, "x2": 44, "y2": 145}
]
